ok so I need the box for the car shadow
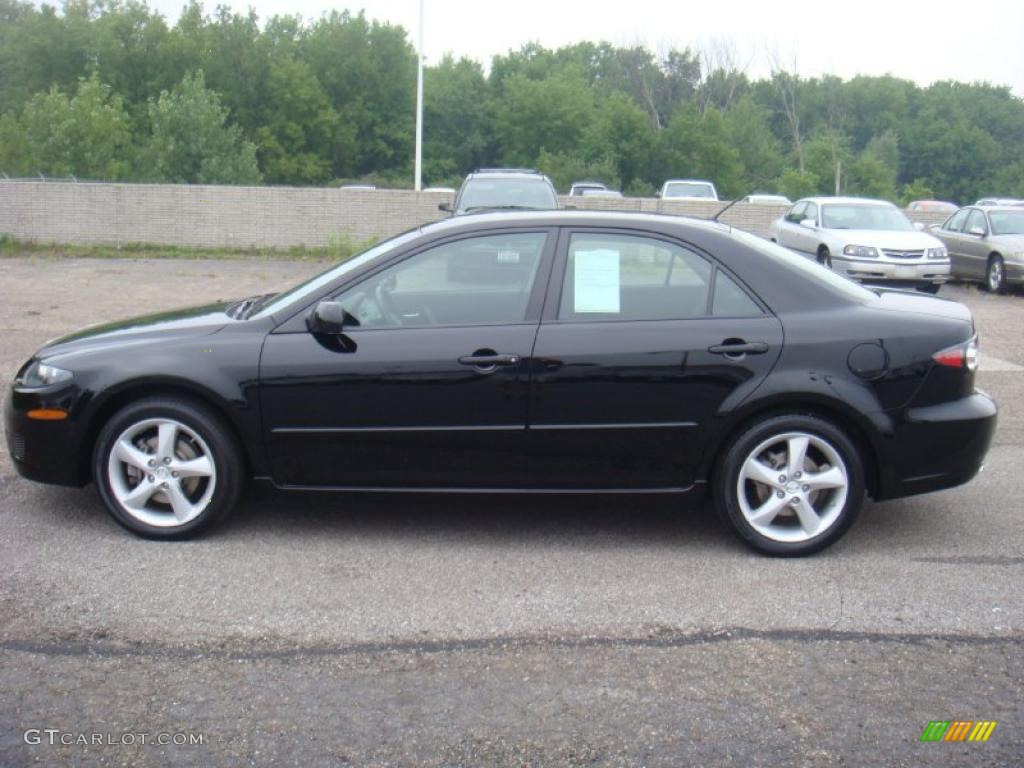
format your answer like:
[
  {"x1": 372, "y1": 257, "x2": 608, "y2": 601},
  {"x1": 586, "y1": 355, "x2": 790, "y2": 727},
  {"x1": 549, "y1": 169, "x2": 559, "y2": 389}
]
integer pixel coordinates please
[{"x1": 9, "y1": 477, "x2": 982, "y2": 556}]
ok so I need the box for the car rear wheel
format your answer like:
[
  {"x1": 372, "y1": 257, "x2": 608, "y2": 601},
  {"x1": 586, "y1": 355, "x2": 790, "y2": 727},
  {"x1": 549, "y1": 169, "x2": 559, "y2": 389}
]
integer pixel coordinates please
[
  {"x1": 987, "y1": 255, "x2": 1006, "y2": 293},
  {"x1": 93, "y1": 397, "x2": 243, "y2": 538},
  {"x1": 714, "y1": 414, "x2": 865, "y2": 556}
]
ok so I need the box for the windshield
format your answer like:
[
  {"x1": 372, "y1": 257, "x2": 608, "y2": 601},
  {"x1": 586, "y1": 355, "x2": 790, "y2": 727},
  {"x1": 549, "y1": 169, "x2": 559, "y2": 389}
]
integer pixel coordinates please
[
  {"x1": 457, "y1": 178, "x2": 557, "y2": 211},
  {"x1": 664, "y1": 182, "x2": 715, "y2": 199},
  {"x1": 989, "y1": 210, "x2": 1024, "y2": 235},
  {"x1": 821, "y1": 204, "x2": 914, "y2": 231},
  {"x1": 251, "y1": 229, "x2": 423, "y2": 319},
  {"x1": 731, "y1": 229, "x2": 878, "y2": 302}
]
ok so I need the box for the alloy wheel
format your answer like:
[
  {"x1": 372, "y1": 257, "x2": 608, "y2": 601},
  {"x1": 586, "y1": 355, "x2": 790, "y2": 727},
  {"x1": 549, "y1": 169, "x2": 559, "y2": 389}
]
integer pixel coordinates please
[
  {"x1": 736, "y1": 431, "x2": 849, "y2": 543},
  {"x1": 106, "y1": 417, "x2": 217, "y2": 527}
]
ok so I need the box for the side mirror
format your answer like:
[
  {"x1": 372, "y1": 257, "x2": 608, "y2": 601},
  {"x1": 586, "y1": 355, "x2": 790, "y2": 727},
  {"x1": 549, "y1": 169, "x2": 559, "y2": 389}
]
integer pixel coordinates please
[
  {"x1": 307, "y1": 300, "x2": 347, "y2": 335},
  {"x1": 799, "y1": 218, "x2": 816, "y2": 229},
  {"x1": 967, "y1": 226, "x2": 986, "y2": 237},
  {"x1": 913, "y1": 221, "x2": 925, "y2": 231},
  {"x1": 438, "y1": 202, "x2": 453, "y2": 213}
]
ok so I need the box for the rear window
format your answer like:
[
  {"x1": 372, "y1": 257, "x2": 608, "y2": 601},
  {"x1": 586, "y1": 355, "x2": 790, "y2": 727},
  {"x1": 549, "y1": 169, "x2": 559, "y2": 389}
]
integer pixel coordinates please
[
  {"x1": 663, "y1": 182, "x2": 716, "y2": 199},
  {"x1": 731, "y1": 230, "x2": 877, "y2": 302}
]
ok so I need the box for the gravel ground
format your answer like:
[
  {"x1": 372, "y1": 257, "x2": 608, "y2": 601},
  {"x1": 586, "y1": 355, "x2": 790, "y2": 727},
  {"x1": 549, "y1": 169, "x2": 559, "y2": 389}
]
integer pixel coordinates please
[{"x1": 1, "y1": 257, "x2": 1022, "y2": 766}]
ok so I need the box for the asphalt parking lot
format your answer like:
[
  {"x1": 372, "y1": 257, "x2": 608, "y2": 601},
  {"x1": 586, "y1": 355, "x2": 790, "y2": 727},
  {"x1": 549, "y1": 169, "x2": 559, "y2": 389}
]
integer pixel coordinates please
[{"x1": 1, "y1": 257, "x2": 1023, "y2": 766}]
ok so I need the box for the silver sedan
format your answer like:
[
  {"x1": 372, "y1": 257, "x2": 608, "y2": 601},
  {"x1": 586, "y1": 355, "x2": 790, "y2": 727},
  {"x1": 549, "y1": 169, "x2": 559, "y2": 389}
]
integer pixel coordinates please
[{"x1": 931, "y1": 206, "x2": 1024, "y2": 293}]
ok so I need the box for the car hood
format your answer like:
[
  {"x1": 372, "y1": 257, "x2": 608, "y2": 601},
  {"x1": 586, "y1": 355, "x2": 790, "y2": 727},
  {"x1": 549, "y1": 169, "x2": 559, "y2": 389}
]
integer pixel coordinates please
[
  {"x1": 824, "y1": 229, "x2": 942, "y2": 249},
  {"x1": 37, "y1": 302, "x2": 236, "y2": 362}
]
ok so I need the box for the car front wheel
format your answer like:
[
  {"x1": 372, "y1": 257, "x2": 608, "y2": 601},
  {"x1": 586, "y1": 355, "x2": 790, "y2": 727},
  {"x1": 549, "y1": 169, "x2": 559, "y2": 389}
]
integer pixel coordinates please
[
  {"x1": 93, "y1": 397, "x2": 243, "y2": 538},
  {"x1": 715, "y1": 414, "x2": 865, "y2": 556}
]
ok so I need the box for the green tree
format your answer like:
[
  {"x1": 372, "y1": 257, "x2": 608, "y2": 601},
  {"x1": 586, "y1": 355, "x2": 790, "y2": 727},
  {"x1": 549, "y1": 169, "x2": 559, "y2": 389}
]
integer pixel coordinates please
[
  {"x1": 492, "y1": 68, "x2": 596, "y2": 167},
  {"x1": 580, "y1": 92, "x2": 654, "y2": 189},
  {"x1": 255, "y1": 57, "x2": 349, "y2": 184},
  {"x1": 723, "y1": 96, "x2": 784, "y2": 192},
  {"x1": 0, "y1": 73, "x2": 133, "y2": 179},
  {"x1": 143, "y1": 70, "x2": 260, "y2": 184},
  {"x1": 422, "y1": 55, "x2": 492, "y2": 182},
  {"x1": 655, "y1": 105, "x2": 743, "y2": 198}
]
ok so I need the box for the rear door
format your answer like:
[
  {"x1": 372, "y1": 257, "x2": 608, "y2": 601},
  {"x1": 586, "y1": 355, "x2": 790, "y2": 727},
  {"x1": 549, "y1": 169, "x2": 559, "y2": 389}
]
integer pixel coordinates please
[{"x1": 526, "y1": 229, "x2": 783, "y2": 489}]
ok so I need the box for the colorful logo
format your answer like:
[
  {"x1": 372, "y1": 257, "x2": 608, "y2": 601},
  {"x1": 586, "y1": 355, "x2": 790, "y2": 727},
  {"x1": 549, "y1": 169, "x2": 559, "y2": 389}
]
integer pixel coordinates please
[{"x1": 921, "y1": 721, "x2": 997, "y2": 742}]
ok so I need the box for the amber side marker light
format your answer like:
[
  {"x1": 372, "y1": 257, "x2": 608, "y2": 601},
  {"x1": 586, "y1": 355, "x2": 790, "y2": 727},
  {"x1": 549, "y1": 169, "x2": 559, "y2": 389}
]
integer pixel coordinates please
[{"x1": 26, "y1": 408, "x2": 68, "y2": 421}]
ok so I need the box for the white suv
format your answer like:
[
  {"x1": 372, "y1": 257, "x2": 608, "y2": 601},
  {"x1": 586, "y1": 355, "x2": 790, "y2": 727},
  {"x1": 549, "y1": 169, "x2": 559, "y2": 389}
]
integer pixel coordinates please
[
  {"x1": 659, "y1": 179, "x2": 718, "y2": 201},
  {"x1": 769, "y1": 197, "x2": 951, "y2": 293}
]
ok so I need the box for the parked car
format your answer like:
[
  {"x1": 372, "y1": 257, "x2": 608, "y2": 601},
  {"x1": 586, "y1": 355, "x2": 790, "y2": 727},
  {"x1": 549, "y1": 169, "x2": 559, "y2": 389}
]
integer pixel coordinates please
[
  {"x1": 422, "y1": 186, "x2": 456, "y2": 194},
  {"x1": 769, "y1": 197, "x2": 951, "y2": 293},
  {"x1": 975, "y1": 198, "x2": 1024, "y2": 207},
  {"x1": 931, "y1": 205, "x2": 1024, "y2": 292},
  {"x1": 743, "y1": 194, "x2": 792, "y2": 205},
  {"x1": 906, "y1": 200, "x2": 958, "y2": 215},
  {"x1": 580, "y1": 188, "x2": 623, "y2": 198},
  {"x1": 659, "y1": 179, "x2": 719, "y2": 201},
  {"x1": 442, "y1": 169, "x2": 558, "y2": 215},
  {"x1": 569, "y1": 180, "x2": 608, "y2": 196},
  {"x1": 7, "y1": 211, "x2": 995, "y2": 556}
]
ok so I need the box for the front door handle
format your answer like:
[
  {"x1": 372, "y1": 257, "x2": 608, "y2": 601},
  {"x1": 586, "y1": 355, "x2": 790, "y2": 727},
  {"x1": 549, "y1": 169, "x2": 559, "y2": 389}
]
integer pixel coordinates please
[
  {"x1": 708, "y1": 341, "x2": 769, "y2": 356},
  {"x1": 458, "y1": 352, "x2": 521, "y2": 370}
]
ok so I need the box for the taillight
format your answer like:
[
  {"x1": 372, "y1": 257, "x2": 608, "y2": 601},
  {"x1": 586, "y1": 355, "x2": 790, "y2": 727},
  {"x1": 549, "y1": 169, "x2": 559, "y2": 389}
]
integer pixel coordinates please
[{"x1": 932, "y1": 337, "x2": 978, "y2": 372}]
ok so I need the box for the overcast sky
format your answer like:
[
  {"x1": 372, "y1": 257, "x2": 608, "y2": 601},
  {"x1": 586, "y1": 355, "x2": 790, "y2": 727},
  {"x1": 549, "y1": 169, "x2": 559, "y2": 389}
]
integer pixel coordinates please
[{"x1": 142, "y1": 0, "x2": 1024, "y2": 96}]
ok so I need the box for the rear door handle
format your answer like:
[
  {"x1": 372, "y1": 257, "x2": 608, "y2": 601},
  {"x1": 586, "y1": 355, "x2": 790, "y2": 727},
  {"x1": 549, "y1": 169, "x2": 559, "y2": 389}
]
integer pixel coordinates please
[
  {"x1": 708, "y1": 341, "x2": 769, "y2": 356},
  {"x1": 458, "y1": 353, "x2": 521, "y2": 367}
]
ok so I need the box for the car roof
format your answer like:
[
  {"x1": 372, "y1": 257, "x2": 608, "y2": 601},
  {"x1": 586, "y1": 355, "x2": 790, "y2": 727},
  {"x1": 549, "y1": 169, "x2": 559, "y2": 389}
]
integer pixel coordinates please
[
  {"x1": 418, "y1": 209, "x2": 728, "y2": 236},
  {"x1": 975, "y1": 205, "x2": 1024, "y2": 213},
  {"x1": 466, "y1": 168, "x2": 547, "y2": 180},
  {"x1": 663, "y1": 179, "x2": 715, "y2": 185},
  {"x1": 797, "y1": 196, "x2": 895, "y2": 206}
]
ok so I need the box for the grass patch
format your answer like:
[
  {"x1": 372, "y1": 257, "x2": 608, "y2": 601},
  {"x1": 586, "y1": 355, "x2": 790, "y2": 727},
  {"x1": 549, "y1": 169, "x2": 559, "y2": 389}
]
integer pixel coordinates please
[{"x1": 0, "y1": 232, "x2": 379, "y2": 262}]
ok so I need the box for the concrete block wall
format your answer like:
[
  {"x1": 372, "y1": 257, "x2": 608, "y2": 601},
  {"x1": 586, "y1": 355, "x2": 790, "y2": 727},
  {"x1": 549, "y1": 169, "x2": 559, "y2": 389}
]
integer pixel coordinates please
[{"x1": 0, "y1": 181, "x2": 952, "y2": 249}]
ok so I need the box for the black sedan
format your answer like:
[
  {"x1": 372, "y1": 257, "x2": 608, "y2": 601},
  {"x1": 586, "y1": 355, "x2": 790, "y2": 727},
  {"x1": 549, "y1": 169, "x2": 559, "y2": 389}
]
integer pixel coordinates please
[{"x1": 5, "y1": 212, "x2": 997, "y2": 555}]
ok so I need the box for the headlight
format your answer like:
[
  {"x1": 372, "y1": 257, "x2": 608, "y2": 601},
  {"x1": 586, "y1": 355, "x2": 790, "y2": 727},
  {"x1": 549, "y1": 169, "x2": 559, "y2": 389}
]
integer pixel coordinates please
[
  {"x1": 17, "y1": 360, "x2": 74, "y2": 388},
  {"x1": 926, "y1": 247, "x2": 948, "y2": 260},
  {"x1": 843, "y1": 244, "x2": 879, "y2": 259}
]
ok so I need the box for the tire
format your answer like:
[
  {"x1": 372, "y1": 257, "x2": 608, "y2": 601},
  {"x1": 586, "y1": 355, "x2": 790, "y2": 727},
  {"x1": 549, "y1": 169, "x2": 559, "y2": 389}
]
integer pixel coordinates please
[
  {"x1": 93, "y1": 396, "x2": 243, "y2": 539},
  {"x1": 918, "y1": 283, "x2": 941, "y2": 295},
  {"x1": 987, "y1": 255, "x2": 1006, "y2": 294},
  {"x1": 817, "y1": 246, "x2": 832, "y2": 269},
  {"x1": 714, "y1": 414, "x2": 865, "y2": 556}
]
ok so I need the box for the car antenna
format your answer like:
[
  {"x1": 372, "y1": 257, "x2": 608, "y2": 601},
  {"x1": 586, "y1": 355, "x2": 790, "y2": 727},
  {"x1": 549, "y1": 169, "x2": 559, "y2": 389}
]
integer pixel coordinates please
[{"x1": 710, "y1": 192, "x2": 754, "y2": 223}]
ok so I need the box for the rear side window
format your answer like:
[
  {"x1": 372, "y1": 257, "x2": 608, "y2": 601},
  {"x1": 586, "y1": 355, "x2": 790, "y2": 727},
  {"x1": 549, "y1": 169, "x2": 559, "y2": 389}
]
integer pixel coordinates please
[
  {"x1": 557, "y1": 233, "x2": 760, "y2": 321},
  {"x1": 713, "y1": 272, "x2": 761, "y2": 316}
]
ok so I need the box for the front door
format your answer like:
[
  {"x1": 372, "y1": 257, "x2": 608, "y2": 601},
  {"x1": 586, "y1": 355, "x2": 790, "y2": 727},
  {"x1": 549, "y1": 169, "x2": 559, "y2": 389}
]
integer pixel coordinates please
[
  {"x1": 527, "y1": 230, "x2": 783, "y2": 489},
  {"x1": 260, "y1": 230, "x2": 554, "y2": 487}
]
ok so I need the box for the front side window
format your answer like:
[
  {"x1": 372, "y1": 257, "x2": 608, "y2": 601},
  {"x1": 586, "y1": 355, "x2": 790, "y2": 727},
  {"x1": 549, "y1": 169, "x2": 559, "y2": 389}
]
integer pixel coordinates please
[
  {"x1": 803, "y1": 202, "x2": 819, "y2": 224},
  {"x1": 943, "y1": 208, "x2": 970, "y2": 232},
  {"x1": 558, "y1": 233, "x2": 719, "y2": 321},
  {"x1": 334, "y1": 232, "x2": 546, "y2": 329},
  {"x1": 786, "y1": 202, "x2": 807, "y2": 223}
]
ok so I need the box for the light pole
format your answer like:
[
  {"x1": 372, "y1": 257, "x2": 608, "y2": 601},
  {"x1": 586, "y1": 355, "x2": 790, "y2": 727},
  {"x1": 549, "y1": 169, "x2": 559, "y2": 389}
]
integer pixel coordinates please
[{"x1": 414, "y1": 0, "x2": 424, "y2": 191}]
